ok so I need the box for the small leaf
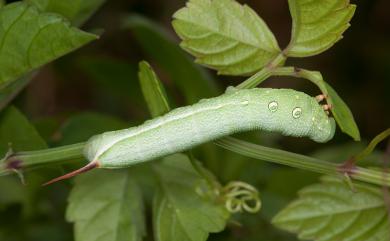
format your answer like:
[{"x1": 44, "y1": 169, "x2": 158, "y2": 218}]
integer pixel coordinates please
[
  {"x1": 286, "y1": 0, "x2": 356, "y2": 57},
  {"x1": 289, "y1": 68, "x2": 360, "y2": 141},
  {"x1": 67, "y1": 170, "x2": 146, "y2": 241},
  {"x1": 0, "y1": 2, "x2": 97, "y2": 88},
  {"x1": 153, "y1": 154, "x2": 229, "y2": 241},
  {"x1": 324, "y1": 82, "x2": 360, "y2": 141},
  {"x1": 138, "y1": 61, "x2": 171, "y2": 117},
  {"x1": 273, "y1": 176, "x2": 390, "y2": 241},
  {"x1": 27, "y1": 0, "x2": 106, "y2": 26},
  {"x1": 172, "y1": 0, "x2": 280, "y2": 76},
  {"x1": 124, "y1": 14, "x2": 219, "y2": 104},
  {"x1": 0, "y1": 106, "x2": 47, "y2": 156}
]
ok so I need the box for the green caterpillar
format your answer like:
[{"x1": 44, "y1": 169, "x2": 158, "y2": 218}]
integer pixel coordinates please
[{"x1": 45, "y1": 87, "x2": 335, "y2": 185}]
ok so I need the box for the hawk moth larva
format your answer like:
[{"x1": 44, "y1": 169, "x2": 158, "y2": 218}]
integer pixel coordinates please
[{"x1": 44, "y1": 87, "x2": 335, "y2": 185}]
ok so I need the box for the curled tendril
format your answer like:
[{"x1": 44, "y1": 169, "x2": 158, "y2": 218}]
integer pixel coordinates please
[{"x1": 222, "y1": 181, "x2": 261, "y2": 214}]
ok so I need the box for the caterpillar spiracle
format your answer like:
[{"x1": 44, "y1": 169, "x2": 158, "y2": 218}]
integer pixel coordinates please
[{"x1": 44, "y1": 87, "x2": 336, "y2": 185}]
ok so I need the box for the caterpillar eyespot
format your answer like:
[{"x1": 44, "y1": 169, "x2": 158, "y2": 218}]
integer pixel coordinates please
[
  {"x1": 292, "y1": 107, "x2": 302, "y2": 119},
  {"x1": 43, "y1": 87, "x2": 336, "y2": 185},
  {"x1": 268, "y1": 101, "x2": 278, "y2": 112}
]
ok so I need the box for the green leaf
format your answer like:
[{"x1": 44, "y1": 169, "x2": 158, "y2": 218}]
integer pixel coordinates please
[
  {"x1": 172, "y1": 0, "x2": 280, "y2": 76},
  {"x1": 26, "y1": 0, "x2": 106, "y2": 26},
  {"x1": 286, "y1": 0, "x2": 356, "y2": 57},
  {"x1": 124, "y1": 14, "x2": 219, "y2": 104},
  {"x1": 67, "y1": 170, "x2": 146, "y2": 241},
  {"x1": 0, "y1": 0, "x2": 103, "y2": 111},
  {"x1": 324, "y1": 81, "x2": 360, "y2": 141},
  {"x1": 153, "y1": 154, "x2": 229, "y2": 241},
  {"x1": 0, "y1": 0, "x2": 4, "y2": 8},
  {"x1": 0, "y1": 2, "x2": 97, "y2": 88},
  {"x1": 0, "y1": 106, "x2": 47, "y2": 157},
  {"x1": 138, "y1": 61, "x2": 171, "y2": 117},
  {"x1": 58, "y1": 112, "x2": 127, "y2": 145},
  {"x1": 273, "y1": 176, "x2": 390, "y2": 241}
]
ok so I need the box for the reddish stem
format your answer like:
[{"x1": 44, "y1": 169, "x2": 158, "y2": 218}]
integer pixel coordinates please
[{"x1": 337, "y1": 158, "x2": 357, "y2": 176}]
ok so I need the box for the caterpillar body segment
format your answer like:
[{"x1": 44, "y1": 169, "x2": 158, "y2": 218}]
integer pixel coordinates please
[{"x1": 44, "y1": 87, "x2": 335, "y2": 185}]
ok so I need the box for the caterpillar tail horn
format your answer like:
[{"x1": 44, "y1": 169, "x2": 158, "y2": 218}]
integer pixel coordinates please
[{"x1": 42, "y1": 161, "x2": 99, "y2": 186}]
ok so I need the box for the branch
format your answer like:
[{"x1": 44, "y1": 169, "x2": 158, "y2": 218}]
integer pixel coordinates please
[
  {"x1": 216, "y1": 137, "x2": 390, "y2": 187},
  {"x1": 0, "y1": 143, "x2": 85, "y2": 176},
  {"x1": 236, "y1": 52, "x2": 286, "y2": 89}
]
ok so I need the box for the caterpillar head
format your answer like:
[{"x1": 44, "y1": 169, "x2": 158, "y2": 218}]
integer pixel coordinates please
[{"x1": 308, "y1": 99, "x2": 336, "y2": 143}]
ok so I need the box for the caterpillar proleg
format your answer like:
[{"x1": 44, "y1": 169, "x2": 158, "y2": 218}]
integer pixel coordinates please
[{"x1": 44, "y1": 87, "x2": 335, "y2": 185}]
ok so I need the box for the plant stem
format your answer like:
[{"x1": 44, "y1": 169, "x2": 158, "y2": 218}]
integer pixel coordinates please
[
  {"x1": 236, "y1": 67, "x2": 273, "y2": 89},
  {"x1": 215, "y1": 137, "x2": 390, "y2": 187},
  {"x1": 0, "y1": 142, "x2": 85, "y2": 176},
  {"x1": 353, "y1": 167, "x2": 390, "y2": 187},
  {"x1": 216, "y1": 137, "x2": 337, "y2": 175},
  {"x1": 237, "y1": 58, "x2": 327, "y2": 94},
  {"x1": 237, "y1": 53, "x2": 286, "y2": 89},
  {"x1": 272, "y1": 67, "x2": 328, "y2": 94},
  {"x1": 1, "y1": 138, "x2": 389, "y2": 187},
  {"x1": 353, "y1": 128, "x2": 390, "y2": 163}
]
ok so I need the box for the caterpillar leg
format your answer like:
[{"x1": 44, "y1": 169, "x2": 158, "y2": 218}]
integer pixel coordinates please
[
  {"x1": 322, "y1": 104, "x2": 332, "y2": 115},
  {"x1": 316, "y1": 94, "x2": 332, "y2": 116},
  {"x1": 315, "y1": 94, "x2": 327, "y2": 102},
  {"x1": 322, "y1": 104, "x2": 332, "y2": 110}
]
